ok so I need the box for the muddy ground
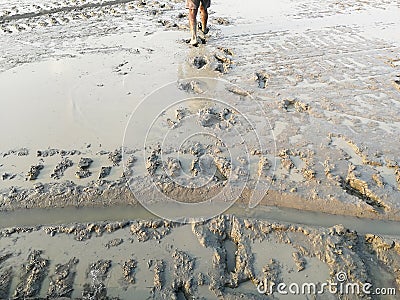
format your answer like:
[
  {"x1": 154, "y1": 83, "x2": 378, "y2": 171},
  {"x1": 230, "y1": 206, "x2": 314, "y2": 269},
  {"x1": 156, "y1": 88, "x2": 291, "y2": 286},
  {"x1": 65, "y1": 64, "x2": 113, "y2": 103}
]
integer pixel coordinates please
[
  {"x1": 1, "y1": 215, "x2": 400, "y2": 299},
  {"x1": 0, "y1": 0, "x2": 399, "y2": 220},
  {"x1": 0, "y1": 0, "x2": 400, "y2": 298}
]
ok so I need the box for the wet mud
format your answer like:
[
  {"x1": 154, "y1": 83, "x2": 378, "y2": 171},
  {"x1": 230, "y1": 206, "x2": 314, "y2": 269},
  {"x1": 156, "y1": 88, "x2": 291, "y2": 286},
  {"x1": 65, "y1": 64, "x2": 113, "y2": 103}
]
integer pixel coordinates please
[
  {"x1": 0, "y1": 0, "x2": 400, "y2": 298},
  {"x1": 0, "y1": 215, "x2": 399, "y2": 299}
]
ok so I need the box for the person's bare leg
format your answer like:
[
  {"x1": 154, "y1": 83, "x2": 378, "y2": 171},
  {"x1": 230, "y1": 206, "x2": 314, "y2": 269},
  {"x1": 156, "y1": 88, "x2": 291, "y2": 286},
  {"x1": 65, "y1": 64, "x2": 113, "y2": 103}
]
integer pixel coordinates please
[
  {"x1": 188, "y1": 8, "x2": 198, "y2": 45},
  {"x1": 199, "y1": 4, "x2": 208, "y2": 34}
]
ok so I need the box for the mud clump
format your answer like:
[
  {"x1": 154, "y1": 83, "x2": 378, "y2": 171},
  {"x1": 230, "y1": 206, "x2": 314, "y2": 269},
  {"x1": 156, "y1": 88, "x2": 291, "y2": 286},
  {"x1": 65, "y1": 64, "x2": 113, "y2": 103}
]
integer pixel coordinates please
[
  {"x1": 302, "y1": 168, "x2": 316, "y2": 180},
  {"x1": 75, "y1": 157, "x2": 93, "y2": 179},
  {"x1": 170, "y1": 250, "x2": 196, "y2": 298},
  {"x1": 214, "y1": 51, "x2": 233, "y2": 74},
  {"x1": 178, "y1": 80, "x2": 204, "y2": 94},
  {"x1": 215, "y1": 63, "x2": 229, "y2": 74},
  {"x1": 98, "y1": 166, "x2": 112, "y2": 179},
  {"x1": 37, "y1": 149, "x2": 80, "y2": 157},
  {"x1": 262, "y1": 258, "x2": 282, "y2": 285},
  {"x1": 190, "y1": 157, "x2": 201, "y2": 176},
  {"x1": 51, "y1": 158, "x2": 73, "y2": 179},
  {"x1": 146, "y1": 148, "x2": 161, "y2": 175},
  {"x1": 214, "y1": 17, "x2": 230, "y2": 25},
  {"x1": 292, "y1": 252, "x2": 306, "y2": 271},
  {"x1": 192, "y1": 216, "x2": 257, "y2": 296},
  {"x1": 122, "y1": 259, "x2": 137, "y2": 285},
  {"x1": 372, "y1": 173, "x2": 385, "y2": 187},
  {"x1": 78, "y1": 157, "x2": 93, "y2": 169},
  {"x1": 105, "y1": 238, "x2": 123, "y2": 248},
  {"x1": 166, "y1": 157, "x2": 181, "y2": 177},
  {"x1": 47, "y1": 257, "x2": 79, "y2": 298},
  {"x1": 151, "y1": 259, "x2": 165, "y2": 293},
  {"x1": 227, "y1": 86, "x2": 250, "y2": 97},
  {"x1": 43, "y1": 221, "x2": 130, "y2": 241},
  {"x1": 26, "y1": 164, "x2": 44, "y2": 180},
  {"x1": 344, "y1": 164, "x2": 388, "y2": 213},
  {"x1": 198, "y1": 107, "x2": 221, "y2": 127},
  {"x1": 2, "y1": 148, "x2": 29, "y2": 157},
  {"x1": 214, "y1": 52, "x2": 233, "y2": 64},
  {"x1": 175, "y1": 108, "x2": 189, "y2": 121},
  {"x1": 108, "y1": 149, "x2": 122, "y2": 166},
  {"x1": 258, "y1": 156, "x2": 271, "y2": 177},
  {"x1": 214, "y1": 156, "x2": 231, "y2": 180},
  {"x1": 82, "y1": 260, "x2": 112, "y2": 300},
  {"x1": 365, "y1": 234, "x2": 400, "y2": 287},
  {"x1": 218, "y1": 47, "x2": 234, "y2": 56},
  {"x1": 13, "y1": 250, "x2": 49, "y2": 299},
  {"x1": 2, "y1": 216, "x2": 400, "y2": 298},
  {"x1": 278, "y1": 149, "x2": 294, "y2": 170},
  {"x1": 166, "y1": 118, "x2": 178, "y2": 129},
  {"x1": 130, "y1": 220, "x2": 176, "y2": 242}
]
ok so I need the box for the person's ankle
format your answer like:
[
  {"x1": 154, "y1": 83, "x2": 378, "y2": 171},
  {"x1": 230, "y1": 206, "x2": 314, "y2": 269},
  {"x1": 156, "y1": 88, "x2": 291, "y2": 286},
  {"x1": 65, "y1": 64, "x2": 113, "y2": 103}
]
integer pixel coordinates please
[
  {"x1": 198, "y1": 22, "x2": 209, "y2": 34},
  {"x1": 190, "y1": 35, "x2": 198, "y2": 45}
]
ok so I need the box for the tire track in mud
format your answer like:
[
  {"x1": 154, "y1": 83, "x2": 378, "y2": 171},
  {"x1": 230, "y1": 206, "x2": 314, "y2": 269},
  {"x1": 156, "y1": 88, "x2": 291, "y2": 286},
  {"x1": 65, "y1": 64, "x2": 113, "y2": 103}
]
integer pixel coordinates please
[
  {"x1": 211, "y1": 23, "x2": 400, "y2": 204},
  {"x1": 289, "y1": 0, "x2": 400, "y2": 19},
  {"x1": 0, "y1": 215, "x2": 400, "y2": 299},
  {"x1": 0, "y1": 0, "x2": 136, "y2": 23},
  {"x1": 0, "y1": 0, "x2": 186, "y2": 35}
]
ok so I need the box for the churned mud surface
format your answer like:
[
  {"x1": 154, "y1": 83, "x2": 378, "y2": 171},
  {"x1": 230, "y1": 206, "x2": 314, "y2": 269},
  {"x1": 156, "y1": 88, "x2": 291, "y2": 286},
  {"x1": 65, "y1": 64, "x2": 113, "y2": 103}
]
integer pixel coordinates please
[
  {"x1": 0, "y1": 215, "x2": 399, "y2": 299},
  {"x1": 0, "y1": 0, "x2": 399, "y2": 220},
  {"x1": 0, "y1": 0, "x2": 400, "y2": 298}
]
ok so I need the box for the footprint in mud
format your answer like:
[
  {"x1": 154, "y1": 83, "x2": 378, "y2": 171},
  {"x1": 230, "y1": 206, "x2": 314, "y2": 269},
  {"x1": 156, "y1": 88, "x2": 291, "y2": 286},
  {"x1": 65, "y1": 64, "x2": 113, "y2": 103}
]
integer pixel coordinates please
[
  {"x1": 214, "y1": 17, "x2": 230, "y2": 25},
  {"x1": 279, "y1": 98, "x2": 310, "y2": 113},
  {"x1": 255, "y1": 71, "x2": 270, "y2": 89},
  {"x1": 193, "y1": 56, "x2": 208, "y2": 69},
  {"x1": 178, "y1": 80, "x2": 204, "y2": 94}
]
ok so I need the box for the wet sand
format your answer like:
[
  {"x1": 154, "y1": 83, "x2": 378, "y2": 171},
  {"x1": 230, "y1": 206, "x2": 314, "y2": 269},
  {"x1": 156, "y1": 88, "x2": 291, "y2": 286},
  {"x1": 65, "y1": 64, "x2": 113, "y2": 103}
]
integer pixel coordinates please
[{"x1": 1, "y1": 0, "x2": 400, "y2": 298}]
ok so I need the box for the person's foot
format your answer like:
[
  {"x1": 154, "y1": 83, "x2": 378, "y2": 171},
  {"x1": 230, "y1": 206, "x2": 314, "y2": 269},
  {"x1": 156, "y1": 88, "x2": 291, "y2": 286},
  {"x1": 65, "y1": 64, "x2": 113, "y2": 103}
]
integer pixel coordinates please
[
  {"x1": 189, "y1": 37, "x2": 199, "y2": 46},
  {"x1": 198, "y1": 22, "x2": 209, "y2": 34}
]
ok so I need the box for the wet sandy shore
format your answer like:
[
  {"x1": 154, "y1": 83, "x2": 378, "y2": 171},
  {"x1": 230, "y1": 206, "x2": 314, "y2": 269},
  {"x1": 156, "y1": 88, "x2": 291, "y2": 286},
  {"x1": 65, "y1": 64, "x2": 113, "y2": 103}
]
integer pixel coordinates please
[{"x1": 0, "y1": 0, "x2": 400, "y2": 298}]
